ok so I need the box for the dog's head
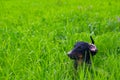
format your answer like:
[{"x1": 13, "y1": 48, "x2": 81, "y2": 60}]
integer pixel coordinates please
[{"x1": 68, "y1": 42, "x2": 97, "y2": 61}]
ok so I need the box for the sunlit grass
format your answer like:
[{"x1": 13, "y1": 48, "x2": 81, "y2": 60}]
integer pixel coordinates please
[{"x1": 0, "y1": 0, "x2": 120, "y2": 80}]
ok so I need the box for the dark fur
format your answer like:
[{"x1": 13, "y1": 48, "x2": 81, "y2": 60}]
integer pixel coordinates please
[{"x1": 68, "y1": 36, "x2": 97, "y2": 69}]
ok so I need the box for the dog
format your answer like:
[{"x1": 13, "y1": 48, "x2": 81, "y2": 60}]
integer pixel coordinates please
[{"x1": 68, "y1": 36, "x2": 98, "y2": 69}]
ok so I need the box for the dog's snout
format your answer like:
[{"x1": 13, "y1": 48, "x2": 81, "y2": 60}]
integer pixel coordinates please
[
  {"x1": 67, "y1": 51, "x2": 78, "y2": 60},
  {"x1": 67, "y1": 51, "x2": 74, "y2": 58},
  {"x1": 68, "y1": 50, "x2": 72, "y2": 54},
  {"x1": 67, "y1": 54, "x2": 71, "y2": 57},
  {"x1": 68, "y1": 53, "x2": 75, "y2": 59},
  {"x1": 67, "y1": 51, "x2": 72, "y2": 57}
]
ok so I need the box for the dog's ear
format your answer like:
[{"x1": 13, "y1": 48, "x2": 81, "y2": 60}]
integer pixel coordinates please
[
  {"x1": 89, "y1": 44, "x2": 97, "y2": 55},
  {"x1": 89, "y1": 44, "x2": 96, "y2": 52}
]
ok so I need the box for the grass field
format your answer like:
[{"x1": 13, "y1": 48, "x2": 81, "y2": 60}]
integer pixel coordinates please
[{"x1": 0, "y1": 0, "x2": 120, "y2": 80}]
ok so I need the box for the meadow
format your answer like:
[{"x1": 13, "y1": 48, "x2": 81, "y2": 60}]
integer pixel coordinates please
[{"x1": 0, "y1": 0, "x2": 120, "y2": 80}]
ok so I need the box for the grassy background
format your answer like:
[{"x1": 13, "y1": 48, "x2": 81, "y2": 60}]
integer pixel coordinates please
[{"x1": 0, "y1": 0, "x2": 120, "y2": 80}]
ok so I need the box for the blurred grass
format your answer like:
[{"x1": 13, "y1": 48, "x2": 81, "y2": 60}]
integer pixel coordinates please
[{"x1": 0, "y1": 0, "x2": 120, "y2": 80}]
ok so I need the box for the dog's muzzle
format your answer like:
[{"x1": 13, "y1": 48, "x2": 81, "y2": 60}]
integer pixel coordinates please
[{"x1": 67, "y1": 50, "x2": 81, "y2": 60}]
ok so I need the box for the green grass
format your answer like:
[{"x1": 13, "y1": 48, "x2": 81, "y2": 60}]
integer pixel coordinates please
[{"x1": 0, "y1": 0, "x2": 120, "y2": 80}]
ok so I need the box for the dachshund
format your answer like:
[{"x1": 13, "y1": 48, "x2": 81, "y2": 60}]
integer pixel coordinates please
[{"x1": 68, "y1": 36, "x2": 98, "y2": 69}]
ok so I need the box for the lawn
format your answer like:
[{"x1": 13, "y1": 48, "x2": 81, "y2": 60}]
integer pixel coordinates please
[{"x1": 0, "y1": 0, "x2": 120, "y2": 80}]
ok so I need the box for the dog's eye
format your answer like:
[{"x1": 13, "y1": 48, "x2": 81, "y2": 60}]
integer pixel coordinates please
[{"x1": 77, "y1": 46, "x2": 81, "y2": 49}]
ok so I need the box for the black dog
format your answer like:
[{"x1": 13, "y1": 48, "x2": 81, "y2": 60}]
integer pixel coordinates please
[{"x1": 68, "y1": 36, "x2": 97, "y2": 69}]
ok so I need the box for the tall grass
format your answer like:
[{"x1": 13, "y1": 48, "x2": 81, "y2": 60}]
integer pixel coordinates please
[{"x1": 0, "y1": 0, "x2": 120, "y2": 80}]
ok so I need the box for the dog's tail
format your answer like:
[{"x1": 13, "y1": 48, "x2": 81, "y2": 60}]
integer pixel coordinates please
[{"x1": 90, "y1": 36, "x2": 94, "y2": 44}]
